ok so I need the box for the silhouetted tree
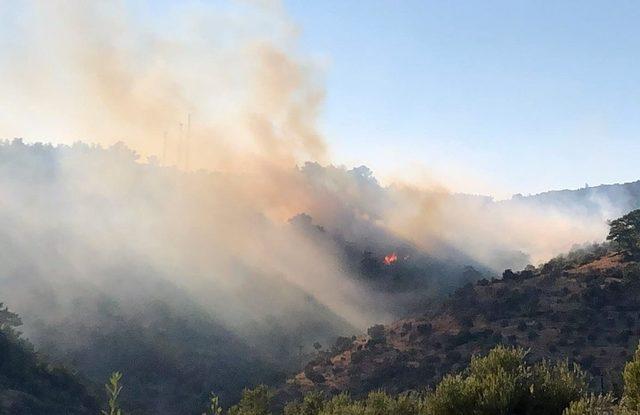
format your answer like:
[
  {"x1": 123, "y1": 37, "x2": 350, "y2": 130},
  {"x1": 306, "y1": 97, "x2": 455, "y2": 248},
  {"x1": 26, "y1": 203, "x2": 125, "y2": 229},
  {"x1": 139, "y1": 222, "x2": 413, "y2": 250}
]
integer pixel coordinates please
[
  {"x1": 0, "y1": 302, "x2": 22, "y2": 333},
  {"x1": 608, "y1": 209, "x2": 640, "y2": 259}
]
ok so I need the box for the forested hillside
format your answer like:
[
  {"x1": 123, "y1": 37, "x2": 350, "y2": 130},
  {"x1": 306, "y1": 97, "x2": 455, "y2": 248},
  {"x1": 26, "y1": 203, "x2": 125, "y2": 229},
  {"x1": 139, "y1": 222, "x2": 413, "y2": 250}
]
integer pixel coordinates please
[
  {"x1": 4, "y1": 140, "x2": 640, "y2": 414},
  {"x1": 0, "y1": 140, "x2": 495, "y2": 414}
]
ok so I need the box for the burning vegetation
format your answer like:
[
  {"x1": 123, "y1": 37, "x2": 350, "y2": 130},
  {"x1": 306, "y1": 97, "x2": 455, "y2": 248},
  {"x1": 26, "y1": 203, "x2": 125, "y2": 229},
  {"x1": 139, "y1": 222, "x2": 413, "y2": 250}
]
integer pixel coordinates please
[{"x1": 383, "y1": 252, "x2": 398, "y2": 265}]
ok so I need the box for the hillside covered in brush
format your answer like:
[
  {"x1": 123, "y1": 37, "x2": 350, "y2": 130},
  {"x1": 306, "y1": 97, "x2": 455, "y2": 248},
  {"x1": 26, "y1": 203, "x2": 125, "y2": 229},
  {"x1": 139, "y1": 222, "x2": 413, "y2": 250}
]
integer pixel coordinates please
[
  {"x1": 4, "y1": 140, "x2": 640, "y2": 414},
  {"x1": 286, "y1": 239, "x2": 640, "y2": 399}
]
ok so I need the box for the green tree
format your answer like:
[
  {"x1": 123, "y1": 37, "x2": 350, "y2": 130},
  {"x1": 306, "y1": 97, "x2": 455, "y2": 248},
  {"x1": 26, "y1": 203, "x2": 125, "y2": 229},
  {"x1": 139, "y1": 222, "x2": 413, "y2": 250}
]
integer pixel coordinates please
[
  {"x1": 228, "y1": 385, "x2": 273, "y2": 415},
  {"x1": 607, "y1": 209, "x2": 640, "y2": 259}
]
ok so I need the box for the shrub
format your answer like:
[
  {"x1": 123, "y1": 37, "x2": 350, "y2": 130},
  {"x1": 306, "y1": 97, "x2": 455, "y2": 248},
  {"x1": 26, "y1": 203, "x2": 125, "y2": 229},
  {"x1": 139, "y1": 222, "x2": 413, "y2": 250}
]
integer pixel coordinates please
[
  {"x1": 528, "y1": 360, "x2": 588, "y2": 414},
  {"x1": 425, "y1": 346, "x2": 587, "y2": 415},
  {"x1": 426, "y1": 374, "x2": 475, "y2": 415},
  {"x1": 562, "y1": 394, "x2": 616, "y2": 415},
  {"x1": 227, "y1": 385, "x2": 274, "y2": 415},
  {"x1": 284, "y1": 391, "x2": 325, "y2": 415},
  {"x1": 318, "y1": 393, "x2": 361, "y2": 415}
]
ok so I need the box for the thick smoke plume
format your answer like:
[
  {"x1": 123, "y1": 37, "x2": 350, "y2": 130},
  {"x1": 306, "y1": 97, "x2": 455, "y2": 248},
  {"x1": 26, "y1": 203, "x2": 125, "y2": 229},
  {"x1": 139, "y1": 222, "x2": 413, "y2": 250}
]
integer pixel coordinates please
[
  {"x1": 0, "y1": 0, "x2": 325, "y2": 173},
  {"x1": 0, "y1": 1, "x2": 627, "y2": 347}
]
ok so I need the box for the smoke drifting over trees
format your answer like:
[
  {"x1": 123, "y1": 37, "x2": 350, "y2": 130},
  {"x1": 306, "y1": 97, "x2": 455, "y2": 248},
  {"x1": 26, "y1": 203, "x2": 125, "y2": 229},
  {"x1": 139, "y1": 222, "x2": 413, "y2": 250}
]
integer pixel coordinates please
[
  {"x1": 1, "y1": 1, "x2": 640, "y2": 413},
  {"x1": 0, "y1": 139, "x2": 635, "y2": 346}
]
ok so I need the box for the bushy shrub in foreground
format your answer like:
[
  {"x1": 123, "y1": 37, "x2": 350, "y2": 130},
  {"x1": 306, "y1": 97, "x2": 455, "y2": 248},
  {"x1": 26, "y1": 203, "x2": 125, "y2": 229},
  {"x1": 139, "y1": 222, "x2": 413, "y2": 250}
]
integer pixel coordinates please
[{"x1": 425, "y1": 345, "x2": 587, "y2": 415}]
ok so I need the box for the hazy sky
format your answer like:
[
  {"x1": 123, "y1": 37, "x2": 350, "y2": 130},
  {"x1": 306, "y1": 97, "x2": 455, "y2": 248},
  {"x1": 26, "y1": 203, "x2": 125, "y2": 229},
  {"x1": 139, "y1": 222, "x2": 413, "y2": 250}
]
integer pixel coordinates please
[
  {"x1": 1, "y1": 1, "x2": 639, "y2": 198},
  {"x1": 285, "y1": 0, "x2": 640, "y2": 197}
]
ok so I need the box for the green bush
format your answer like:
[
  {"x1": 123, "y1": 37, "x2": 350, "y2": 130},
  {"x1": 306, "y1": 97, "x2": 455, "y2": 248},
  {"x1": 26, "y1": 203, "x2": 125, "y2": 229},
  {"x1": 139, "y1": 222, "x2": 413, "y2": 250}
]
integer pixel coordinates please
[
  {"x1": 284, "y1": 391, "x2": 325, "y2": 415},
  {"x1": 562, "y1": 394, "x2": 615, "y2": 415},
  {"x1": 528, "y1": 360, "x2": 588, "y2": 414},
  {"x1": 228, "y1": 385, "x2": 274, "y2": 415},
  {"x1": 425, "y1": 346, "x2": 587, "y2": 415}
]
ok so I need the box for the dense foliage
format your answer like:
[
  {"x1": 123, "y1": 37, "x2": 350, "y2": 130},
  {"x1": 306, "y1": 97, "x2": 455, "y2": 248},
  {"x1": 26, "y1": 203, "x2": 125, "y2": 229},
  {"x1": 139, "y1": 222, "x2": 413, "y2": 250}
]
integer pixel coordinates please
[{"x1": 608, "y1": 209, "x2": 640, "y2": 260}]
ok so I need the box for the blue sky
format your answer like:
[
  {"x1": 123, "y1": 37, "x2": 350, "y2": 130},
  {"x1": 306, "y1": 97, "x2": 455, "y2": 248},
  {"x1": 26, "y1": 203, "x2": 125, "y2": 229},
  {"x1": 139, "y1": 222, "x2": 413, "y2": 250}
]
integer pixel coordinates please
[{"x1": 284, "y1": 0, "x2": 640, "y2": 197}]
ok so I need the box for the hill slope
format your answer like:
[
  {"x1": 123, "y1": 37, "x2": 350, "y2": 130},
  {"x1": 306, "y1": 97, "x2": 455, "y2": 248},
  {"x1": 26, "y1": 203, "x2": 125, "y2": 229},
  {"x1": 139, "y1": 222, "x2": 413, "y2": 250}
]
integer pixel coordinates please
[
  {"x1": 0, "y1": 304, "x2": 98, "y2": 415},
  {"x1": 286, "y1": 246, "x2": 640, "y2": 398}
]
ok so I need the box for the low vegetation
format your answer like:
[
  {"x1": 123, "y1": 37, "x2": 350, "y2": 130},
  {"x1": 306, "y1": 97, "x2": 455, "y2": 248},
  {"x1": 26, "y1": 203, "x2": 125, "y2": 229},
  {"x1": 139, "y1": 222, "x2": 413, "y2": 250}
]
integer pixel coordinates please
[{"x1": 100, "y1": 343, "x2": 640, "y2": 414}]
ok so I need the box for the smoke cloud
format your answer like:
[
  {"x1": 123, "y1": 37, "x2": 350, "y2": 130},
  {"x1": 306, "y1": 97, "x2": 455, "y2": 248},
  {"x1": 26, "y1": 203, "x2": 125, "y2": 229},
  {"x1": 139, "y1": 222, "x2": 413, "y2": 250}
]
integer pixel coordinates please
[
  {"x1": 0, "y1": 1, "x2": 326, "y2": 172},
  {"x1": 0, "y1": 0, "x2": 627, "y2": 355}
]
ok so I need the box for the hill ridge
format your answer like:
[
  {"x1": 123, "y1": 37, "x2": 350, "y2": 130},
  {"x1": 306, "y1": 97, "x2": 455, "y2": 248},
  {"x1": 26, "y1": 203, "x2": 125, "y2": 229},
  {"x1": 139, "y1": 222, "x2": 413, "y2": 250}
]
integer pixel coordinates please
[{"x1": 285, "y1": 245, "x2": 640, "y2": 399}]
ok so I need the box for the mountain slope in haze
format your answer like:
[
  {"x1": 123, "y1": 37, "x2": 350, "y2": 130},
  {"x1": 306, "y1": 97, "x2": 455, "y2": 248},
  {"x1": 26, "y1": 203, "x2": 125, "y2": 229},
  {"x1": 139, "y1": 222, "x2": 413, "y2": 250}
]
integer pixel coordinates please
[
  {"x1": 0, "y1": 304, "x2": 98, "y2": 415},
  {"x1": 0, "y1": 140, "x2": 517, "y2": 355},
  {"x1": 29, "y1": 288, "x2": 286, "y2": 415},
  {"x1": 510, "y1": 181, "x2": 640, "y2": 216},
  {"x1": 285, "y1": 244, "x2": 640, "y2": 398},
  {"x1": 4, "y1": 139, "x2": 640, "y2": 414},
  {"x1": 0, "y1": 141, "x2": 353, "y2": 414}
]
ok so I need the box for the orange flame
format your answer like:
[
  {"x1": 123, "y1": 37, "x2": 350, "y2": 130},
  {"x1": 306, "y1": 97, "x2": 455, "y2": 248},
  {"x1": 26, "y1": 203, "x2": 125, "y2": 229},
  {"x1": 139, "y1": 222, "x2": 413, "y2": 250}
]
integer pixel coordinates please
[{"x1": 383, "y1": 252, "x2": 398, "y2": 265}]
